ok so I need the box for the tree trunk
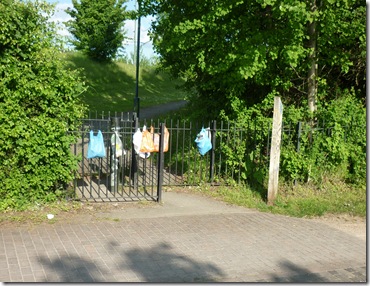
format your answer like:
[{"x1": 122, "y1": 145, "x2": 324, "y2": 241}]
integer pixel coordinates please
[{"x1": 307, "y1": 0, "x2": 317, "y2": 113}]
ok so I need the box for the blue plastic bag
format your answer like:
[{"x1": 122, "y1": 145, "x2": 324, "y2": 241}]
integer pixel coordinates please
[
  {"x1": 194, "y1": 127, "x2": 212, "y2": 155},
  {"x1": 87, "y1": 130, "x2": 106, "y2": 159}
]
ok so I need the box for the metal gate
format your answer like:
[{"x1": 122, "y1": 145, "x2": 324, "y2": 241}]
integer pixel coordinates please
[{"x1": 71, "y1": 113, "x2": 165, "y2": 202}]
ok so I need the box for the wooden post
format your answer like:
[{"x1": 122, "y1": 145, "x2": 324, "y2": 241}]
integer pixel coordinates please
[
  {"x1": 156, "y1": 123, "x2": 165, "y2": 203},
  {"x1": 209, "y1": 120, "x2": 216, "y2": 184},
  {"x1": 267, "y1": 96, "x2": 283, "y2": 206}
]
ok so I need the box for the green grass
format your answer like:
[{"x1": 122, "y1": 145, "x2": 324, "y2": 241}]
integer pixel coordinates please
[
  {"x1": 0, "y1": 200, "x2": 83, "y2": 225},
  {"x1": 182, "y1": 178, "x2": 366, "y2": 218},
  {"x1": 62, "y1": 52, "x2": 187, "y2": 113},
  {"x1": 271, "y1": 179, "x2": 366, "y2": 217},
  {"x1": 178, "y1": 173, "x2": 367, "y2": 218}
]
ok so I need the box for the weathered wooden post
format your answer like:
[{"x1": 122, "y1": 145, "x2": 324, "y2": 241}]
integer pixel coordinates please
[
  {"x1": 209, "y1": 120, "x2": 216, "y2": 184},
  {"x1": 156, "y1": 123, "x2": 165, "y2": 203},
  {"x1": 267, "y1": 96, "x2": 283, "y2": 206}
]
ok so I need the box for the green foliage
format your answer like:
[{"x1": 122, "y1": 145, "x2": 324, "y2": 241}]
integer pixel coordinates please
[
  {"x1": 146, "y1": 0, "x2": 365, "y2": 120},
  {"x1": 160, "y1": 90, "x2": 366, "y2": 191},
  {"x1": 0, "y1": 0, "x2": 86, "y2": 210},
  {"x1": 201, "y1": 90, "x2": 366, "y2": 190},
  {"x1": 216, "y1": 93, "x2": 274, "y2": 186},
  {"x1": 318, "y1": 0, "x2": 366, "y2": 99},
  {"x1": 144, "y1": 0, "x2": 365, "y2": 194},
  {"x1": 65, "y1": 0, "x2": 129, "y2": 62},
  {"x1": 280, "y1": 92, "x2": 366, "y2": 185}
]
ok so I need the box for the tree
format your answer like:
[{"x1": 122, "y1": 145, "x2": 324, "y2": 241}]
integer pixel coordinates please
[
  {"x1": 144, "y1": 0, "x2": 366, "y2": 187},
  {"x1": 0, "y1": 0, "x2": 86, "y2": 210},
  {"x1": 66, "y1": 0, "x2": 129, "y2": 62},
  {"x1": 145, "y1": 0, "x2": 365, "y2": 120}
]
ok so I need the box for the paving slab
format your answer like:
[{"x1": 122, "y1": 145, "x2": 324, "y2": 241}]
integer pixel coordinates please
[
  {"x1": 0, "y1": 190, "x2": 366, "y2": 282},
  {"x1": 94, "y1": 190, "x2": 256, "y2": 219}
]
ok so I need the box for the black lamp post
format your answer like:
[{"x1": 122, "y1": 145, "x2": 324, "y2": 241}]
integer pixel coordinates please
[{"x1": 134, "y1": 0, "x2": 141, "y2": 118}]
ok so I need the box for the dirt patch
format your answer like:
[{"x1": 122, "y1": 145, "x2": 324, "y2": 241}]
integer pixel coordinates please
[
  {"x1": 0, "y1": 200, "x2": 158, "y2": 228},
  {"x1": 309, "y1": 213, "x2": 366, "y2": 241}
]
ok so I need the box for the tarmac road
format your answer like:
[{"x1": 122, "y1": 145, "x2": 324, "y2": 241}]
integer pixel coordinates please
[
  {"x1": 134, "y1": 100, "x2": 188, "y2": 119},
  {"x1": 0, "y1": 190, "x2": 366, "y2": 282}
]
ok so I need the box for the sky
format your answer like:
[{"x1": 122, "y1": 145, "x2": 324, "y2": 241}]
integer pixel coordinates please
[{"x1": 46, "y1": 0, "x2": 156, "y2": 59}]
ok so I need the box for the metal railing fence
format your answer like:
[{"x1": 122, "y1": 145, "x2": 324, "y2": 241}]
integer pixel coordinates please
[
  {"x1": 70, "y1": 112, "x2": 166, "y2": 202},
  {"x1": 70, "y1": 112, "x2": 365, "y2": 202}
]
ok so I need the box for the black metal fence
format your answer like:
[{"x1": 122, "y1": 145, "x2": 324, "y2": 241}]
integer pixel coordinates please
[
  {"x1": 71, "y1": 113, "x2": 273, "y2": 201},
  {"x1": 70, "y1": 112, "x2": 166, "y2": 203},
  {"x1": 71, "y1": 111, "x2": 365, "y2": 202},
  {"x1": 156, "y1": 118, "x2": 271, "y2": 186}
]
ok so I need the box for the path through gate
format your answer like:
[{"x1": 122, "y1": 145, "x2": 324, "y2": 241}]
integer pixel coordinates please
[{"x1": 71, "y1": 113, "x2": 165, "y2": 202}]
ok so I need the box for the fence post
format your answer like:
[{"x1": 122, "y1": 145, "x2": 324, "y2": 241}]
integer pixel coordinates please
[
  {"x1": 131, "y1": 113, "x2": 139, "y2": 190},
  {"x1": 209, "y1": 120, "x2": 216, "y2": 184},
  {"x1": 267, "y1": 96, "x2": 283, "y2": 206},
  {"x1": 157, "y1": 123, "x2": 165, "y2": 203},
  {"x1": 294, "y1": 121, "x2": 302, "y2": 186},
  {"x1": 110, "y1": 117, "x2": 120, "y2": 194},
  {"x1": 296, "y1": 121, "x2": 302, "y2": 153}
]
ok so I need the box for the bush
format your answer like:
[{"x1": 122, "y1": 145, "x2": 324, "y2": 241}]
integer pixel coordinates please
[
  {"x1": 280, "y1": 91, "x2": 366, "y2": 185},
  {"x1": 0, "y1": 0, "x2": 86, "y2": 210},
  {"x1": 217, "y1": 91, "x2": 365, "y2": 188},
  {"x1": 218, "y1": 93, "x2": 275, "y2": 187}
]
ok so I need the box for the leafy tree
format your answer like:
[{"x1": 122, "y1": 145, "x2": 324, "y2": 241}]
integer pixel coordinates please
[
  {"x1": 144, "y1": 0, "x2": 365, "y2": 120},
  {"x1": 0, "y1": 0, "x2": 86, "y2": 210},
  {"x1": 143, "y1": 0, "x2": 365, "y2": 187},
  {"x1": 66, "y1": 0, "x2": 129, "y2": 62}
]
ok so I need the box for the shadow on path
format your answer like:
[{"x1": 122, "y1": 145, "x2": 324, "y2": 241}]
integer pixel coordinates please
[
  {"x1": 38, "y1": 255, "x2": 104, "y2": 282},
  {"x1": 267, "y1": 260, "x2": 326, "y2": 282},
  {"x1": 37, "y1": 240, "x2": 225, "y2": 282},
  {"x1": 260, "y1": 259, "x2": 365, "y2": 283},
  {"x1": 113, "y1": 241, "x2": 225, "y2": 282}
]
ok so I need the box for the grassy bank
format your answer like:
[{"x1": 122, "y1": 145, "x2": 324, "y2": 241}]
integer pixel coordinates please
[
  {"x1": 63, "y1": 52, "x2": 187, "y2": 114},
  {"x1": 178, "y1": 179, "x2": 366, "y2": 218}
]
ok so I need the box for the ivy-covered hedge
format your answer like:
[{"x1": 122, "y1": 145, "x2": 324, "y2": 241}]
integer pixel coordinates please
[
  {"x1": 280, "y1": 92, "x2": 366, "y2": 185},
  {"x1": 220, "y1": 92, "x2": 366, "y2": 188},
  {"x1": 0, "y1": 0, "x2": 86, "y2": 210}
]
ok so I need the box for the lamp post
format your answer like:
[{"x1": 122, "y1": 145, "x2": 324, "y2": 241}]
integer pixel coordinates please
[{"x1": 134, "y1": 0, "x2": 141, "y2": 118}]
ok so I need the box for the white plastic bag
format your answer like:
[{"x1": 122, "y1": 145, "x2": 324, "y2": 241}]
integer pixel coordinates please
[
  {"x1": 133, "y1": 128, "x2": 142, "y2": 154},
  {"x1": 111, "y1": 131, "x2": 125, "y2": 158},
  {"x1": 133, "y1": 127, "x2": 150, "y2": 159}
]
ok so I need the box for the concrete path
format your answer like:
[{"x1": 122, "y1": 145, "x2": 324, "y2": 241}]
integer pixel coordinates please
[
  {"x1": 135, "y1": 100, "x2": 188, "y2": 119},
  {"x1": 0, "y1": 191, "x2": 366, "y2": 282}
]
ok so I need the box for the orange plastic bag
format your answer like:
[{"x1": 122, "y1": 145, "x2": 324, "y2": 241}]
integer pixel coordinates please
[
  {"x1": 139, "y1": 126, "x2": 155, "y2": 153},
  {"x1": 150, "y1": 126, "x2": 169, "y2": 152}
]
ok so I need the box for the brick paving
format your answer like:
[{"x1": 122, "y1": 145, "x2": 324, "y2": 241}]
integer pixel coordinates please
[{"x1": 0, "y1": 191, "x2": 366, "y2": 282}]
